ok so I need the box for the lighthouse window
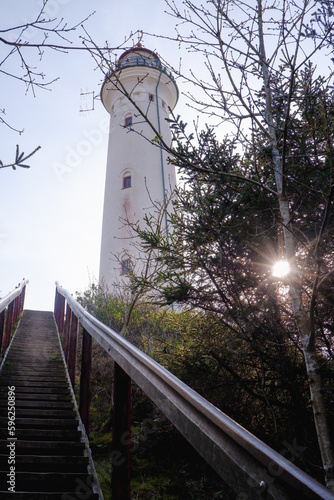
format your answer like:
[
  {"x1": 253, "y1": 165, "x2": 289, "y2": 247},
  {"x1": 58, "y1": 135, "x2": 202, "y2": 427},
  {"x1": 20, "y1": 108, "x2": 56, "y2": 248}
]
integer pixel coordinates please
[
  {"x1": 123, "y1": 175, "x2": 131, "y2": 189},
  {"x1": 149, "y1": 94, "x2": 154, "y2": 102},
  {"x1": 125, "y1": 116, "x2": 132, "y2": 127},
  {"x1": 121, "y1": 259, "x2": 132, "y2": 275}
]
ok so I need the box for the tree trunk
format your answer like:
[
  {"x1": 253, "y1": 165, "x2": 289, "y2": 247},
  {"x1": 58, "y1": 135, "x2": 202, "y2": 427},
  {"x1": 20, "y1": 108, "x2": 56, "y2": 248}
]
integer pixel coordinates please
[
  {"x1": 257, "y1": 0, "x2": 334, "y2": 490},
  {"x1": 300, "y1": 321, "x2": 334, "y2": 490}
]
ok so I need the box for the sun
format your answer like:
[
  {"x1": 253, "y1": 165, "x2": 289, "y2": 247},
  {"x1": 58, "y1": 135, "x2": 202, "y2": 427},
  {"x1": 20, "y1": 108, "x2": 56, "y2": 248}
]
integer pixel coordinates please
[{"x1": 272, "y1": 260, "x2": 290, "y2": 278}]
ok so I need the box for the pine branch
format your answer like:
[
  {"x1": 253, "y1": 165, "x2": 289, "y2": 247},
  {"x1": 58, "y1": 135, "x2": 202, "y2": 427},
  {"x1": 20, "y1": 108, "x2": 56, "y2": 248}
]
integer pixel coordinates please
[{"x1": 0, "y1": 145, "x2": 41, "y2": 170}]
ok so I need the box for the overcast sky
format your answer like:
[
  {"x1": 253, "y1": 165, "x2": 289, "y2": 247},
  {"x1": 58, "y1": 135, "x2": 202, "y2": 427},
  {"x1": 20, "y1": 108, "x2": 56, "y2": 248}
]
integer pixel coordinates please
[{"x1": 0, "y1": 0, "x2": 188, "y2": 310}]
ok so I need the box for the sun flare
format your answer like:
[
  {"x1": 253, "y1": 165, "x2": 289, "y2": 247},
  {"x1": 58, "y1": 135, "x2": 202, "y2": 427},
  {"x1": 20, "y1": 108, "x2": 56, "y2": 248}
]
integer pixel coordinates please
[{"x1": 272, "y1": 260, "x2": 290, "y2": 278}]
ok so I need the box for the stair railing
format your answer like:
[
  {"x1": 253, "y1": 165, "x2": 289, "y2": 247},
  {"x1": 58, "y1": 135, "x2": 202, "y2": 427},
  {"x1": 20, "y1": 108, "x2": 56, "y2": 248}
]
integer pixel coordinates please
[
  {"x1": 0, "y1": 279, "x2": 28, "y2": 355},
  {"x1": 54, "y1": 282, "x2": 334, "y2": 500}
]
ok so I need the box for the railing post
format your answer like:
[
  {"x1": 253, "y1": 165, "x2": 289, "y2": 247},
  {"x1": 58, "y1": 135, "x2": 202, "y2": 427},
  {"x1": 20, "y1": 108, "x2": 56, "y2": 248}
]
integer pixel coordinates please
[
  {"x1": 20, "y1": 284, "x2": 26, "y2": 314},
  {"x1": 54, "y1": 289, "x2": 60, "y2": 329},
  {"x1": 54, "y1": 289, "x2": 66, "y2": 335},
  {"x1": 112, "y1": 363, "x2": 132, "y2": 500},
  {"x1": 68, "y1": 313, "x2": 79, "y2": 390},
  {"x1": 58, "y1": 295, "x2": 65, "y2": 335},
  {"x1": 63, "y1": 304, "x2": 72, "y2": 362},
  {"x1": 3, "y1": 300, "x2": 14, "y2": 349},
  {"x1": 19, "y1": 287, "x2": 23, "y2": 314},
  {"x1": 79, "y1": 328, "x2": 92, "y2": 437},
  {"x1": 54, "y1": 289, "x2": 58, "y2": 325},
  {"x1": 12, "y1": 297, "x2": 17, "y2": 326},
  {"x1": 13, "y1": 296, "x2": 19, "y2": 323},
  {"x1": 18, "y1": 289, "x2": 23, "y2": 316}
]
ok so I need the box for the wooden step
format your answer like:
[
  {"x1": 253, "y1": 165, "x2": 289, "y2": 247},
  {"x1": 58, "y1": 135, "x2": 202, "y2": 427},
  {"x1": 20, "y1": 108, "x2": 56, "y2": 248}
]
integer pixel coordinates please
[
  {"x1": 0, "y1": 310, "x2": 101, "y2": 499},
  {"x1": 0, "y1": 454, "x2": 89, "y2": 472},
  {"x1": 0, "y1": 408, "x2": 77, "y2": 418},
  {"x1": 0, "y1": 393, "x2": 72, "y2": 402},
  {"x1": 0, "y1": 492, "x2": 99, "y2": 499},
  {"x1": 2, "y1": 400, "x2": 74, "y2": 409},
  {"x1": 0, "y1": 417, "x2": 79, "y2": 428},
  {"x1": 0, "y1": 470, "x2": 96, "y2": 492},
  {"x1": 0, "y1": 428, "x2": 82, "y2": 441},
  {"x1": 0, "y1": 379, "x2": 67, "y2": 386},
  {"x1": 0, "y1": 387, "x2": 71, "y2": 395},
  {"x1": 0, "y1": 439, "x2": 86, "y2": 456}
]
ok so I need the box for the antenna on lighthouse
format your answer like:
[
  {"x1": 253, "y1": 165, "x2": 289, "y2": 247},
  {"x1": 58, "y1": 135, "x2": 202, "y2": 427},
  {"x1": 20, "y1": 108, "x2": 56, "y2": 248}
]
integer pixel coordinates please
[{"x1": 79, "y1": 89, "x2": 99, "y2": 114}]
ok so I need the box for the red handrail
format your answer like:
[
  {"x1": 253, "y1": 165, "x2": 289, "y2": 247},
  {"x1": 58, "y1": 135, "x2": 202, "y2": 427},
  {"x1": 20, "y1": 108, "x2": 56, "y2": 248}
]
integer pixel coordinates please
[{"x1": 0, "y1": 279, "x2": 28, "y2": 355}]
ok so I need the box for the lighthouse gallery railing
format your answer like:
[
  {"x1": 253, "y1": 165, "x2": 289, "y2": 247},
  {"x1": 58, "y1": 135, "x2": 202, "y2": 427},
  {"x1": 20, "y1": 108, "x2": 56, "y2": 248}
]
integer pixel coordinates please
[{"x1": 54, "y1": 282, "x2": 333, "y2": 500}]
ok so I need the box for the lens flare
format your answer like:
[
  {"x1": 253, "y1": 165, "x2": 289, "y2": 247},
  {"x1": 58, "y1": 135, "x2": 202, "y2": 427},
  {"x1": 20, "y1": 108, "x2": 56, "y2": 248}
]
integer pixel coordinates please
[{"x1": 272, "y1": 260, "x2": 290, "y2": 278}]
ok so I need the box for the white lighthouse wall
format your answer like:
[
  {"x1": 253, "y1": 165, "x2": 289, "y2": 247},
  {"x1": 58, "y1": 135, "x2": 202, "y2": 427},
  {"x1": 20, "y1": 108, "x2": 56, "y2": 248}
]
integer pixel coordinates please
[{"x1": 99, "y1": 67, "x2": 177, "y2": 288}]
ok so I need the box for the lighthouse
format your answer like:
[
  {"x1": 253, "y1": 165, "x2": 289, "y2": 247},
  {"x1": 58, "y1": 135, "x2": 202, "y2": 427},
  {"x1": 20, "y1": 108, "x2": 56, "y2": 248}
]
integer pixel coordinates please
[{"x1": 99, "y1": 44, "x2": 179, "y2": 288}]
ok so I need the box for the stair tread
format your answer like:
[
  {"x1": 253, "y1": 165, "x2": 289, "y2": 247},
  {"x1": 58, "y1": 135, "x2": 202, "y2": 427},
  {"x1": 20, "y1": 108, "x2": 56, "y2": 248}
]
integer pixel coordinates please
[
  {"x1": 0, "y1": 310, "x2": 100, "y2": 499},
  {"x1": 0, "y1": 493, "x2": 99, "y2": 499},
  {"x1": 0, "y1": 409, "x2": 76, "y2": 418},
  {"x1": 0, "y1": 386, "x2": 69, "y2": 391},
  {"x1": 0, "y1": 454, "x2": 88, "y2": 464},
  {"x1": 0, "y1": 471, "x2": 96, "y2": 492},
  {"x1": 0, "y1": 429, "x2": 82, "y2": 440}
]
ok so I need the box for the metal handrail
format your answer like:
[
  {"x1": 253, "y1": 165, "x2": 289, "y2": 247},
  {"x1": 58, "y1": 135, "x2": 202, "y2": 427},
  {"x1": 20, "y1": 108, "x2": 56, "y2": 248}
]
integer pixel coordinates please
[
  {"x1": 55, "y1": 282, "x2": 334, "y2": 500},
  {"x1": 0, "y1": 279, "x2": 28, "y2": 314}
]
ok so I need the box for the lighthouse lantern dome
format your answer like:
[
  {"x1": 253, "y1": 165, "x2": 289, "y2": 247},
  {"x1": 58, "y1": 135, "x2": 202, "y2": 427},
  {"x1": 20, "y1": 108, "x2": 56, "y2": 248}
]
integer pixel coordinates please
[{"x1": 117, "y1": 43, "x2": 161, "y2": 70}]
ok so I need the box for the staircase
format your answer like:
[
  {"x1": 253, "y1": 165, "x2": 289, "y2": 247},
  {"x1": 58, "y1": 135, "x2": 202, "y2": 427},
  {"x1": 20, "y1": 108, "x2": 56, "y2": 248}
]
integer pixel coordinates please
[{"x1": 0, "y1": 310, "x2": 101, "y2": 499}]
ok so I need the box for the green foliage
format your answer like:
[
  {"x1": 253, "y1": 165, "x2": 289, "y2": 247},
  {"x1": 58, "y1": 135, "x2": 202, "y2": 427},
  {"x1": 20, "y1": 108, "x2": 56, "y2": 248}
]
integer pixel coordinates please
[
  {"x1": 76, "y1": 287, "x2": 334, "y2": 500},
  {"x1": 130, "y1": 67, "x2": 334, "y2": 362},
  {"x1": 77, "y1": 283, "x2": 175, "y2": 353},
  {"x1": 77, "y1": 284, "x2": 234, "y2": 497},
  {"x1": 255, "y1": 66, "x2": 334, "y2": 240},
  {"x1": 93, "y1": 456, "x2": 112, "y2": 500},
  {"x1": 77, "y1": 283, "x2": 333, "y2": 490},
  {"x1": 76, "y1": 65, "x2": 334, "y2": 488},
  {"x1": 123, "y1": 65, "x2": 334, "y2": 484}
]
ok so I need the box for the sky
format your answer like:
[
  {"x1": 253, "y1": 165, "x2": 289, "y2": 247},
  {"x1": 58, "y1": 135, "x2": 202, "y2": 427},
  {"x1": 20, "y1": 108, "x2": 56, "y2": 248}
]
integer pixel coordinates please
[
  {"x1": 0, "y1": 0, "x2": 188, "y2": 311},
  {"x1": 1, "y1": 1, "x2": 329, "y2": 311}
]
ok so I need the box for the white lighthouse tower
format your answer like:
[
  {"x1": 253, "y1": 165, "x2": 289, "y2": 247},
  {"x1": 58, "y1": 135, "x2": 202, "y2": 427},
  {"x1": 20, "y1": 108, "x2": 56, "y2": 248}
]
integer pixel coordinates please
[{"x1": 99, "y1": 44, "x2": 179, "y2": 288}]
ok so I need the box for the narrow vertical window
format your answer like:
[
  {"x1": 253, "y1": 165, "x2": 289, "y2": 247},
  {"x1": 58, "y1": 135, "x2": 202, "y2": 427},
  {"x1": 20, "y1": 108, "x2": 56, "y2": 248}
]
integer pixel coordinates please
[
  {"x1": 125, "y1": 116, "x2": 132, "y2": 127},
  {"x1": 121, "y1": 259, "x2": 131, "y2": 275},
  {"x1": 123, "y1": 175, "x2": 131, "y2": 189}
]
